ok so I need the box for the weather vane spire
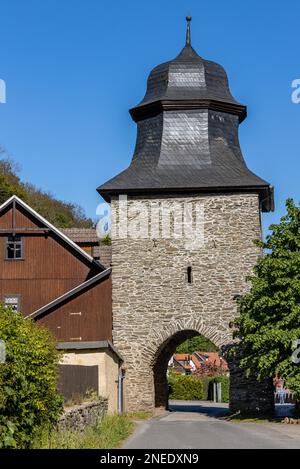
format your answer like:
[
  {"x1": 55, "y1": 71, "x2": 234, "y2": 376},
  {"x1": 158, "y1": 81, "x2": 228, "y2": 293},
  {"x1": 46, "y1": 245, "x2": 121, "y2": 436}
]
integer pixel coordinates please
[{"x1": 186, "y1": 15, "x2": 192, "y2": 46}]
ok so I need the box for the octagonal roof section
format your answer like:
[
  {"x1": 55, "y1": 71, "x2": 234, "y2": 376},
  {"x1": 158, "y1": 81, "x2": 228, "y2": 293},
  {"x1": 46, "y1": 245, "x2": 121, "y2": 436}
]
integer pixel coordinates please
[{"x1": 130, "y1": 17, "x2": 247, "y2": 123}]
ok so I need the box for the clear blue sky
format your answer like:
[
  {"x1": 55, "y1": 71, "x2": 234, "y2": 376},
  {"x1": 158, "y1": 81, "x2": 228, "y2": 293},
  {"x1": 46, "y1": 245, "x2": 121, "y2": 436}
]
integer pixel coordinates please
[{"x1": 0, "y1": 0, "x2": 299, "y2": 235}]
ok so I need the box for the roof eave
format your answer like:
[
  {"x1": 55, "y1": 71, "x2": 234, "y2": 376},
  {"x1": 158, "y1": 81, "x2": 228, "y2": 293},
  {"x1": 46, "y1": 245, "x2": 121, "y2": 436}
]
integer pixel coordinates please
[
  {"x1": 25, "y1": 267, "x2": 111, "y2": 320},
  {"x1": 97, "y1": 185, "x2": 274, "y2": 212},
  {"x1": 57, "y1": 339, "x2": 124, "y2": 362},
  {"x1": 0, "y1": 195, "x2": 106, "y2": 270},
  {"x1": 129, "y1": 98, "x2": 247, "y2": 123}
]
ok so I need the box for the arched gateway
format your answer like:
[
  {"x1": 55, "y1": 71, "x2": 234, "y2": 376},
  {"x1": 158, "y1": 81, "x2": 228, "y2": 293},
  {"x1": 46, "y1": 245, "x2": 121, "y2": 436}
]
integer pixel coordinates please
[
  {"x1": 149, "y1": 321, "x2": 230, "y2": 409},
  {"x1": 98, "y1": 18, "x2": 274, "y2": 414}
]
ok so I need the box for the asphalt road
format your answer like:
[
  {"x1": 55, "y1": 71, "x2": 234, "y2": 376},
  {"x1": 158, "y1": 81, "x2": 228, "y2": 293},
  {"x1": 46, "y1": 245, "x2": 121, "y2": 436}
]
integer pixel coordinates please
[{"x1": 123, "y1": 401, "x2": 300, "y2": 449}]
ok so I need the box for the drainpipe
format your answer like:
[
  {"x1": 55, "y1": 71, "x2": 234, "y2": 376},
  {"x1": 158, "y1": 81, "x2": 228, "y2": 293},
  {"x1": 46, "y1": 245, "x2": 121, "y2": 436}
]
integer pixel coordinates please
[
  {"x1": 118, "y1": 366, "x2": 125, "y2": 414},
  {"x1": 106, "y1": 341, "x2": 124, "y2": 414}
]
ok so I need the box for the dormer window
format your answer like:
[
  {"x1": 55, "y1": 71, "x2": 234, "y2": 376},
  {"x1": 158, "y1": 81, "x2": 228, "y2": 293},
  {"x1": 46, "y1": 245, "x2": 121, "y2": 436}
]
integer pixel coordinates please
[{"x1": 5, "y1": 235, "x2": 23, "y2": 260}]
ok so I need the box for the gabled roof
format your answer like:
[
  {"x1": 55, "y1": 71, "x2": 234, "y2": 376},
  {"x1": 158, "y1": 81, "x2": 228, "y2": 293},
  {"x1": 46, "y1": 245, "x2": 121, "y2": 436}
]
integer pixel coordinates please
[
  {"x1": 0, "y1": 195, "x2": 105, "y2": 270},
  {"x1": 25, "y1": 268, "x2": 111, "y2": 320},
  {"x1": 192, "y1": 351, "x2": 228, "y2": 370}
]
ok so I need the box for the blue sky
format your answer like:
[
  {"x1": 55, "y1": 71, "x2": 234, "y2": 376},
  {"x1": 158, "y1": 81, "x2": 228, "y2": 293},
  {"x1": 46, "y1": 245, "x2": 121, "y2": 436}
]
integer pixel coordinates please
[{"x1": 0, "y1": 0, "x2": 299, "y2": 235}]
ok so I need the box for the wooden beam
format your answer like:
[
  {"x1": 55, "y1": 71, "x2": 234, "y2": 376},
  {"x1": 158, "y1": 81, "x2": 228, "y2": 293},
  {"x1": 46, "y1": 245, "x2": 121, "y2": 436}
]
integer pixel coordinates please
[{"x1": 0, "y1": 228, "x2": 51, "y2": 233}]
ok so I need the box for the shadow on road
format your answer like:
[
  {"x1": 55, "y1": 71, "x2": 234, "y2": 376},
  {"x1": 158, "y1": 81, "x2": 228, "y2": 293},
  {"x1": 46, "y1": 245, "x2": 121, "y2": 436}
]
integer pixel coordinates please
[
  {"x1": 168, "y1": 400, "x2": 230, "y2": 418},
  {"x1": 168, "y1": 400, "x2": 296, "y2": 421}
]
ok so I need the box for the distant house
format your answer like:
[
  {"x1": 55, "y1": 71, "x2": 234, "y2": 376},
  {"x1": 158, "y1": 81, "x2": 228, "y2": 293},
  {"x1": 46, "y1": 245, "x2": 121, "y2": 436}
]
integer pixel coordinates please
[
  {"x1": 169, "y1": 353, "x2": 195, "y2": 375},
  {"x1": 192, "y1": 352, "x2": 229, "y2": 373},
  {"x1": 0, "y1": 195, "x2": 121, "y2": 413},
  {"x1": 170, "y1": 351, "x2": 228, "y2": 377}
]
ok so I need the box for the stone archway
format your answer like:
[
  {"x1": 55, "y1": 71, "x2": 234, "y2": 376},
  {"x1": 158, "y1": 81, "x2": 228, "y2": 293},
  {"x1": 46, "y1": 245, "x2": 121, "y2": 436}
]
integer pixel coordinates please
[
  {"x1": 139, "y1": 318, "x2": 231, "y2": 361},
  {"x1": 133, "y1": 319, "x2": 274, "y2": 414},
  {"x1": 137, "y1": 319, "x2": 232, "y2": 410},
  {"x1": 153, "y1": 329, "x2": 208, "y2": 409}
]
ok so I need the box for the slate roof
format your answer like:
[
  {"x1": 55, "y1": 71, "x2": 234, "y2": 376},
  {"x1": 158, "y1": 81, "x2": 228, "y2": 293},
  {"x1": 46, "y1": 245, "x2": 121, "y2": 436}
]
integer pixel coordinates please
[
  {"x1": 98, "y1": 19, "x2": 274, "y2": 212},
  {"x1": 132, "y1": 44, "x2": 244, "y2": 114}
]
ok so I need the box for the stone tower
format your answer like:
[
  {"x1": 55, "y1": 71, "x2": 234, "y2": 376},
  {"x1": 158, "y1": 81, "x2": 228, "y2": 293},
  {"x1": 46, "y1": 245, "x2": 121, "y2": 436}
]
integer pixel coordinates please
[{"x1": 98, "y1": 18, "x2": 274, "y2": 412}]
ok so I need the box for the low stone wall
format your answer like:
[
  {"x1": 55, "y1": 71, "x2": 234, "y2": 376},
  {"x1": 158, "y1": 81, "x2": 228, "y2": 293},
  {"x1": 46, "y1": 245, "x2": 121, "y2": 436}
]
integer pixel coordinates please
[{"x1": 58, "y1": 398, "x2": 108, "y2": 432}]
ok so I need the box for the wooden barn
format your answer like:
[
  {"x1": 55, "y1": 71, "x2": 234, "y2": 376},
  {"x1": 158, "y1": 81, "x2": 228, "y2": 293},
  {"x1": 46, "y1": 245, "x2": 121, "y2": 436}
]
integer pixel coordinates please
[{"x1": 0, "y1": 195, "x2": 122, "y2": 413}]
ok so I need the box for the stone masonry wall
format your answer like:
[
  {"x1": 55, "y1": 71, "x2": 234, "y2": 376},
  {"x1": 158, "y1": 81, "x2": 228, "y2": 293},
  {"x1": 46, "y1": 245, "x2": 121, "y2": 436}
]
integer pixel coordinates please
[
  {"x1": 58, "y1": 398, "x2": 108, "y2": 432},
  {"x1": 111, "y1": 193, "x2": 263, "y2": 412},
  {"x1": 229, "y1": 352, "x2": 275, "y2": 415}
]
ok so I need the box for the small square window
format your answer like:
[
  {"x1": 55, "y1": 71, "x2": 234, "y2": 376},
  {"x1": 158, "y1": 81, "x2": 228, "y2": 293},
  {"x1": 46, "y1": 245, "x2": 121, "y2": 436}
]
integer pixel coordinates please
[
  {"x1": 5, "y1": 235, "x2": 23, "y2": 260},
  {"x1": 4, "y1": 295, "x2": 21, "y2": 312}
]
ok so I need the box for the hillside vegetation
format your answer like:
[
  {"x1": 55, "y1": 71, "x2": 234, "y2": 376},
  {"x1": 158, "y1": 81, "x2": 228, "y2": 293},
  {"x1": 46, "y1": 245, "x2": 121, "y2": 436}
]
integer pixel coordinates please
[
  {"x1": 176, "y1": 335, "x2": 219, "y2": 354},
  {"x1": 0, "y1": 147, "x2": 93, "y2": 228}
]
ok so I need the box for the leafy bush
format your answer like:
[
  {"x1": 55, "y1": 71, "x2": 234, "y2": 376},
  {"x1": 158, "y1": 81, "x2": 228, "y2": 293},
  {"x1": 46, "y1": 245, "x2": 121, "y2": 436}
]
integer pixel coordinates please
[
  {"x1": 168, "y1": 372, "x2": 204, "y2": 400},
  {"x1": 200, "y1": 377, "x2": 212, "y2": 400},
  {"x1": 101, "y1": 235, "x2": 112, "y2": 246},
  {"x1": 208, "y1": 376, "x2": 230, "y2": 403},
  {"x1": 0, "y1": 305, "x2": 64, "y2": 448}
]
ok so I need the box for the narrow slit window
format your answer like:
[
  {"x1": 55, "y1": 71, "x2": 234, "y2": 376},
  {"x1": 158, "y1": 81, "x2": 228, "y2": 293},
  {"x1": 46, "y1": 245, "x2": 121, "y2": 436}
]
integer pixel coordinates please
[{"x1": 187, "y1": 266, "x2": 193, "y2": 284}]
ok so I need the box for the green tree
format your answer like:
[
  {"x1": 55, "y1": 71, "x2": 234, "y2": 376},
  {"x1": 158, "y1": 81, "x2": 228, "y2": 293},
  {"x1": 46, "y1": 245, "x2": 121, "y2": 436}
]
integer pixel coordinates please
[
  {"x1": 176, "y1": 335, "x2": 218, "y2": 354},
  {"x1": 234, "y1": 199, "x2": 300, "y2": 398},
  {"x1": 0, "y1": 151, "x2": 28, "y2": 202},
  {"x1": 0, "y1": 305, "x2": 63, "y2": 448},
  {"x1": 24, "y1": 183, "x2": 93, "y2": 228},
  {"x1": 0, "y1": 173, "x2": 28, "y2": 202}
]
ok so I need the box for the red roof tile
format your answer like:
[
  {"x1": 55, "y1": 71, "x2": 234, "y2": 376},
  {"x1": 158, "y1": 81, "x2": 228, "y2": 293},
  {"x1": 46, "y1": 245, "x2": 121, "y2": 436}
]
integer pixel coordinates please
[
  {"x1": 192, "y1": 352, "x2": 228, "y2": 370},
  {"x1": 173, "y1": 353, "x2": 191, "y2": 361}
]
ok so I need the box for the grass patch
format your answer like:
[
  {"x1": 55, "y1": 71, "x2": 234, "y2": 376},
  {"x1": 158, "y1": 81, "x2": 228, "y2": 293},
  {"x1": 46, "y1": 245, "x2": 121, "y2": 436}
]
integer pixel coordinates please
[
  {"x1": 31, "y1": 414, "x2": 137, "y2": 449},
  {"x1": 64, "y1": 390, "x2": 99, "y2": 408},
  {"x1": 225, "y1": 411, "x2": 281, "y2": 424},
  {"x1": 126, "y1": 411, "x2": 152, "y2": 420}
]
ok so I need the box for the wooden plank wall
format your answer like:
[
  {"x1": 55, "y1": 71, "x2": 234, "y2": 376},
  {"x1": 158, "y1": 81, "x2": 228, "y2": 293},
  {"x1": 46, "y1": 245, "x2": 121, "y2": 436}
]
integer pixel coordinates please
[
  {"x1": 38, "y1": 276, "x2": 112, "y2": 342},
  {"x1": 58, "y1": 365, "x2": 99, "y2": 399},
  {"x1": 0, "y1": 204, "x2": 100, "y2": 315}
]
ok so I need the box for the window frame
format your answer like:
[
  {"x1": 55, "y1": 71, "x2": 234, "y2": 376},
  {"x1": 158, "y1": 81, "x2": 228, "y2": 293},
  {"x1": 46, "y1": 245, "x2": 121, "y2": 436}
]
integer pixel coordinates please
[{"x1": 4, "y1": 234, "x2": 24, "y2": 260}]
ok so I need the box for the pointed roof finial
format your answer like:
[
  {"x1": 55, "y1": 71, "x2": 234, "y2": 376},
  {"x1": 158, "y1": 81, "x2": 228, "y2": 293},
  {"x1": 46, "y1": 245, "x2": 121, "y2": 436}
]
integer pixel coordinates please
[{"x1": 186, "y1": 15, "x2": 192, "y2": 46}]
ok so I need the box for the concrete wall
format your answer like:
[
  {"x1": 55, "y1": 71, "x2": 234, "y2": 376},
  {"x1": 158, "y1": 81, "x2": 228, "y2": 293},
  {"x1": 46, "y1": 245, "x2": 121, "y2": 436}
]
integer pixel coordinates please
[
  {"x1": 111, "y1": 192, "x2": 263, "y2": 412},
  {"x1": 61, "y1": 349, "x2": 119, "y2": 414}
]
